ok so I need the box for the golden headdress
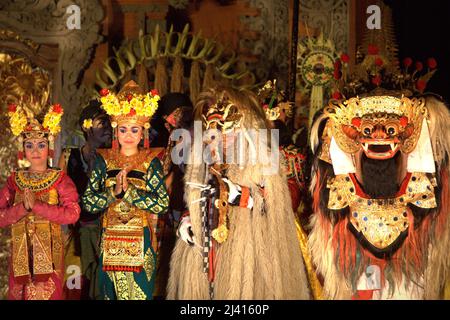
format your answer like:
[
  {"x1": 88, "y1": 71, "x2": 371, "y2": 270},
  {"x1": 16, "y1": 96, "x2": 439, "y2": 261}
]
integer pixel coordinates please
[
  {"x1": 202, "y1": 91, "x2": 244, "y2": 133},
  {"x1": 99, "y1": 80, "x2": 159, "y2": 148},
  {"x1": 257, "y1": 79, "x2": 293, "y2": 121},
  {"x1": 7, "y1": 102, "x2": 64, "y2": 167}
]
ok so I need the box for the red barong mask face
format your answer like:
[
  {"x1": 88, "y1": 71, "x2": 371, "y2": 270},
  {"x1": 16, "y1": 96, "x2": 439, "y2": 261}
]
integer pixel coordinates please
[{"x1": 324, "y1": 95, "x2": 427, "y2": 159}]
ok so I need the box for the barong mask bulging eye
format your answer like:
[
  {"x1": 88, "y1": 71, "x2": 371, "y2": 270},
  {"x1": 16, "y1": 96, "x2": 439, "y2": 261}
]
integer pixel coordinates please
[{"x1": 325, "y1": 95, "x2": 427, "y2": 160}]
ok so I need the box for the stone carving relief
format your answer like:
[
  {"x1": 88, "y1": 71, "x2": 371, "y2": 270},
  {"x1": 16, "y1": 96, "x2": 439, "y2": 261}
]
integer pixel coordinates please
[
  {"x1": 241, "y1": 0, "x2": 290, "y2": 89},
  {"x1": 0, "y1": 0, "x2": 104, "y2": 137}
]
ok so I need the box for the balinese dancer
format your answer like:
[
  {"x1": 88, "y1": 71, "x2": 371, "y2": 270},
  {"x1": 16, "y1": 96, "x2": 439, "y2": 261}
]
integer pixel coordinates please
[
  {"x1": 167, "y1": 87, "x2": 309, "y2": 300},
  {"x1": 0, "y1": 103, "x2": 80, "y2": 300},
  {"x1": 82, "y1": 80, "x2": 169, "y2": 300},
  {"x1": 58, "y1": 99, "x2": 112, "y2": 299},
  {"x1": 308, "y1": 93, "x2": 450, "y2": 299}
]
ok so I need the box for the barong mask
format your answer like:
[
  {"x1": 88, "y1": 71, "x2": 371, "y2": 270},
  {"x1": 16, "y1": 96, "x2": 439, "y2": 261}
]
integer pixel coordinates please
[{"x1": 324, "y1": 95, "x2": 427, "y2": 160}]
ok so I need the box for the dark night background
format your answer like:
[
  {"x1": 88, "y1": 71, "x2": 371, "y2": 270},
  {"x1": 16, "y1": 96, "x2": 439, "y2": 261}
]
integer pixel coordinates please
[{"x1": 386, "y1": 0, "x2": 450, "y2": 103}]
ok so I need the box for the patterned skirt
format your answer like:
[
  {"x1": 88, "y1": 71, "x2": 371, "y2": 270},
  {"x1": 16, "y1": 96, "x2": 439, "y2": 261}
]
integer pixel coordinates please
[{"x1": 97, "y1": 228, "x2": 156, "y2": 300}]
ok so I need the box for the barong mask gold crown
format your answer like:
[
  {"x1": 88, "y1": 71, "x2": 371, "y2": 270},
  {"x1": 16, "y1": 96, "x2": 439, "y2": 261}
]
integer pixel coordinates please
[
  {"x1": 324, "y1": 95, "x2": 427, "y2": 160},
  {"x1": 99, "y1": 80, "x2": 160, "y2": 148},
  {"x1": 7, "y1": 102, "x2": 64, "y2": 167},
  {"x1": 257, "y1": 79, "x2": 293, "y2": 121},
  {"x1": 202, "y1": 93, "x2": 244, "y2": 134}
]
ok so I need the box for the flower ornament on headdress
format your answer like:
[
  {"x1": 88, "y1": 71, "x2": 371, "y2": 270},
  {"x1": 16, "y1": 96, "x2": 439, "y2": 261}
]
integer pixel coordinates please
[
  {"x1": 7, "y1": 102, "x2": 64, "y2": 167},
  {"x1": 43, "y1": 104, "x2": 64, "y2": 135},
  {"x1": 8, "y1": 104, "x2": 28, "y2": 136},
  {"x1": 99, "y1": 80, "x2": 160, "y2": 149},
  {"x1": 257, "y1": 79, "x2": 293, "y2": 121},
  {"x1": 82, "y1": 119, "x2": 93, "y2": 130}
]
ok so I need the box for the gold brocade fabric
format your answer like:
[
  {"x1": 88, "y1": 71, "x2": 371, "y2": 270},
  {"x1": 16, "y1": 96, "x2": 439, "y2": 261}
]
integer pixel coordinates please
[
  {"x1": 107, "y1": 271, "x2": 147, "y2": 300},
  {"x1": 327, "y1": 172, "x2": 437, "y2": 249},
  {"x1": 102, "y1": 201, "x2": 145, "y2": 269},
  {"x1": 98, "y1": 148, "x2": 153, "y2": 175},
  {"x1": 11, "y1": 170, "x2": 64, "y2": 279},
  {"x1": 10, "y1": 277, "x2": 57, "y2": 300}
]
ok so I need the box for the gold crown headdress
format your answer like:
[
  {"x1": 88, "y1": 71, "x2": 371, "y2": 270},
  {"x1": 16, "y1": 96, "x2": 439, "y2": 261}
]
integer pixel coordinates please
[
  {"x1": 257, "y1": 79, "x2": 293, "y2": 121},
  {"x1": 99, "y1": 80, "x2": 160, "y2": 148},
  {"x1": 7, "y1": 102, "x2": 64, "y2": 167}
]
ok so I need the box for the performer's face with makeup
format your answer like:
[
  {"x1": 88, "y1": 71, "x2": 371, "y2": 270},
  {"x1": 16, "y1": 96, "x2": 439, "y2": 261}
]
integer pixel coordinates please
[
  {"x1": 24, "y1": 138, "x2": 48, "y2": 169},
  {"x1": 117, "y1": 123, "x2": 142, "y2": 151}
]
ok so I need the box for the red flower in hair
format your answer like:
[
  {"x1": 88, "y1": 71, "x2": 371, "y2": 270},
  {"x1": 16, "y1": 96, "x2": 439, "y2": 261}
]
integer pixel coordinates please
[
  {"x1": 100, "y1": 88, "x2": 109, "y2": 97},
  {"x1": 262, "y1": 104, "x2": 269, "y2": 110},
  {"x1": 371, "y1": 75, "x2": 382, "y2": 86},
  {"x1": 351, "y1": 117, "x2": 362, "y2": 128},
  {"x1": 427, "y1": 58, "x2": 437, "y2": 69},
  {"x1": 368, "y1": 44, "x2": 379, "y2": 55},
  {"x1": 415, "y1": 61, "x2": 424, "y2": 71},
  {"x1": 150, "y1": 89, "x2": 159, "y2": 96},
  {"x1": 340, "y1": 53, "x2": 350, "y2": 63},
  {"x1": 403, "y1": 57, "x2": 413, "y2": 68},
  {"x1": 52, "y1": 104, "x2": 63, "y2": 114},
  {"x1": 416, "y1": 79, "x2": 427, "y2": 92},
  {"x1": 129, "y1": 109, "x2": 136, "y2": 116},
  {"x1": 399, "y1": 116, "x2": 409, "y2": 128},
  {"x1": 8, "y1": 104, "x2": 17, "y2": 112},
  {"x1": 375, "y1": 57, "x2": 383, "y2": 66},
  {"x1": 332, "y1": 91, "x2": 342, "y2": 100}
]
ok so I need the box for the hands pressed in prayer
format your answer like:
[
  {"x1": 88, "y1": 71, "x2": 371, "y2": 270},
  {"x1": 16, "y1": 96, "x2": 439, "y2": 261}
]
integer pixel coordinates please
[
  {"x1": 114, "y1": 169, "x2": 129, "y2": 196},
  {"x1": 23, "y1": 188, "x2": 35, "y2": 211}
]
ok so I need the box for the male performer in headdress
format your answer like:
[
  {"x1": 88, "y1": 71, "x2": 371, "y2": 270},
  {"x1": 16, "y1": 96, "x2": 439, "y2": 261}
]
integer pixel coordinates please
[{"x1": 59, "y1": 99, "x2": 112, "y2": 299}]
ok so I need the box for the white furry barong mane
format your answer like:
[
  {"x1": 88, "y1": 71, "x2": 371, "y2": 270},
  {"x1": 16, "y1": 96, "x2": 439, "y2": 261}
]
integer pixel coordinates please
[{"x1": 167, "y1": 87, "x2": 310, "y2": 300}]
